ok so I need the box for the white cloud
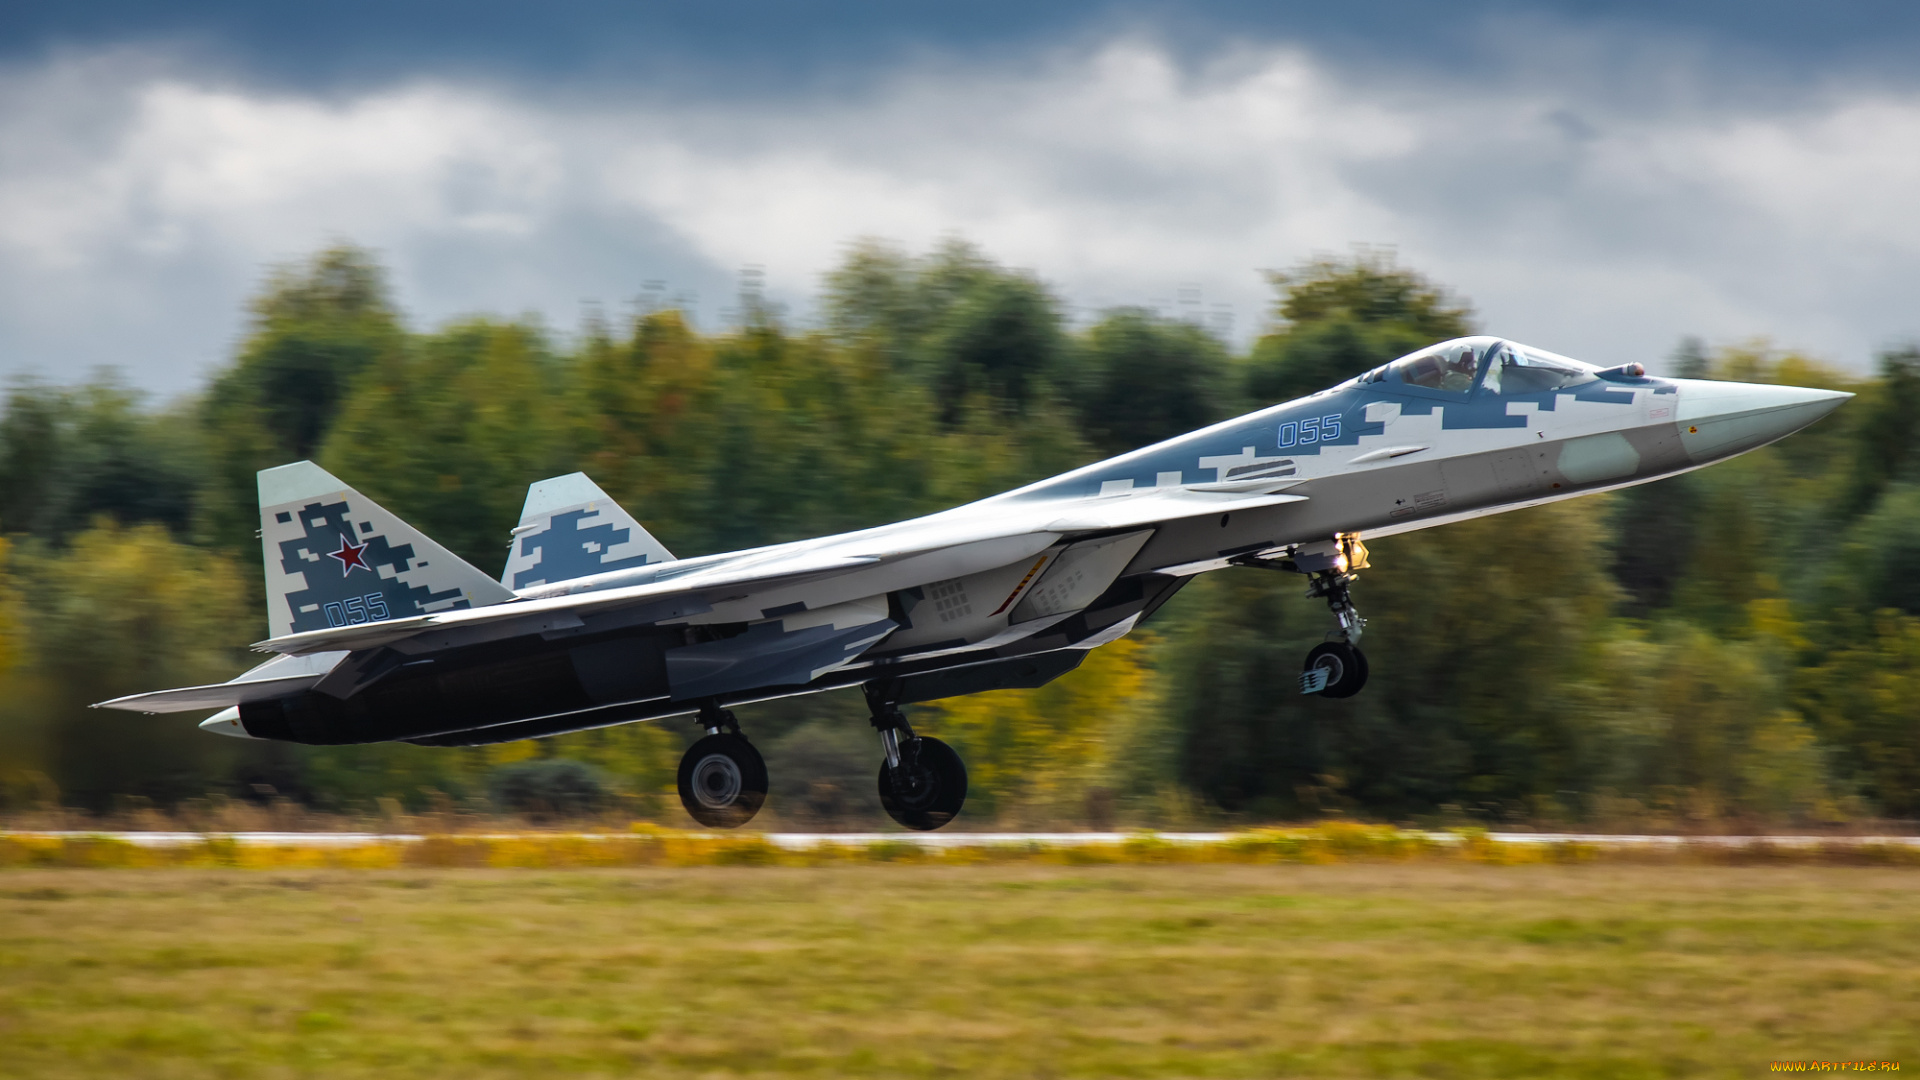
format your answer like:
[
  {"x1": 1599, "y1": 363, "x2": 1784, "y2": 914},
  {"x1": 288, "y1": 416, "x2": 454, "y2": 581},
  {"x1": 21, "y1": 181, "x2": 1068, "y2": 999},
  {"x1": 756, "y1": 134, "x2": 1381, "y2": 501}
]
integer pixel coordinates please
[{"x1": 1, "y1": 35, "x2": 1918, "y2": 396}]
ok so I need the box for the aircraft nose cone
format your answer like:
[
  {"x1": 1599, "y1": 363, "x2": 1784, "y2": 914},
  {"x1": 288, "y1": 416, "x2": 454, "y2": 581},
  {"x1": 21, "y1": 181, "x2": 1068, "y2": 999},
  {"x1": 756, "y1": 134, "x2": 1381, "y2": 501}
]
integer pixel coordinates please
[
  {"x1": 1674, "y1": 380, "x2": 1853, "y2": 464},
  {"x1": 199, "y1": 707, "x2": 259, "y2": 740}
]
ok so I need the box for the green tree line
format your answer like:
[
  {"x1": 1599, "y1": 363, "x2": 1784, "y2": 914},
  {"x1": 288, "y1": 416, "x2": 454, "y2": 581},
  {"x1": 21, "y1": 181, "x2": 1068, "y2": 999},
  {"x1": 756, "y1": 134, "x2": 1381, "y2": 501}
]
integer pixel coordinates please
[{"x1": 1, "y1": 241, "x2": 1915, "y2": 828}]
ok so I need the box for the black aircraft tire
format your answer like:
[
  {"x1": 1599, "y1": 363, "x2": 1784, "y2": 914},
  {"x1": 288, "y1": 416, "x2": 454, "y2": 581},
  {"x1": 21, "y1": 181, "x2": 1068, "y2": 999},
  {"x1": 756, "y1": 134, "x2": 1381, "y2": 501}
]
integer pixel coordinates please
[
  {"x1": 1305, "y1": 642, "x2": 1369, "y2": 698},
  {"x1": 877, "y1": 736, "x2": 968, "y2": 832},
  {"x1": 678, "y1": 733, "x2": 769, "y2": 829}
]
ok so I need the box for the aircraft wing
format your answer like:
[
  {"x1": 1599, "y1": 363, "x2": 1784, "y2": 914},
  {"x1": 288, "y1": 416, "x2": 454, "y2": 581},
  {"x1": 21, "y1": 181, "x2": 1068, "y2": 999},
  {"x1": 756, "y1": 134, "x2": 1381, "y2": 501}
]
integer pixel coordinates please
[
  {"x1": 248, "y1": 484, "x2": 1309, "y2": 658},
  {"x1": 1038, "y1": 489, "x2": 1306, "y2": 532}
]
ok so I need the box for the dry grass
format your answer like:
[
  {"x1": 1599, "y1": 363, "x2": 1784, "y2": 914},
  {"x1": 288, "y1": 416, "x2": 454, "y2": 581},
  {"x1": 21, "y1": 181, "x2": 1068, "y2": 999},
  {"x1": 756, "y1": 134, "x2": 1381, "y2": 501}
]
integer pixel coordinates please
[
  {"x1": 5, "y1": 824, "x2": 1919, "y2": 871},
  {"x1": 0, "y1": 863, "x2": 1915, "y2": 1078}
]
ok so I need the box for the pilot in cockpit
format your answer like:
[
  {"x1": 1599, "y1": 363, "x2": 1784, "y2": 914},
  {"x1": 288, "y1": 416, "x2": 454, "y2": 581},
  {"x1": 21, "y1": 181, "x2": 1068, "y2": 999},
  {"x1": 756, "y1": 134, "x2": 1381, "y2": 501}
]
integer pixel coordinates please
[{"x1": 1395, "y1": 345, "x2": 1479, "y2": 393}]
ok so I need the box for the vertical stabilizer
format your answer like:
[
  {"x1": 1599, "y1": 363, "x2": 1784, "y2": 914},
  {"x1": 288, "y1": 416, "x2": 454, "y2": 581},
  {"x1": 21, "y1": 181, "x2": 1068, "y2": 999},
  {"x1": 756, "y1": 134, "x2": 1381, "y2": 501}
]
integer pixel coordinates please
[
  {"x1": 258, "y1": 462, "x2": 514, "y2": 639},
  {"x1": 502, "y1": 473, "x2": 676, "y2": 590}
]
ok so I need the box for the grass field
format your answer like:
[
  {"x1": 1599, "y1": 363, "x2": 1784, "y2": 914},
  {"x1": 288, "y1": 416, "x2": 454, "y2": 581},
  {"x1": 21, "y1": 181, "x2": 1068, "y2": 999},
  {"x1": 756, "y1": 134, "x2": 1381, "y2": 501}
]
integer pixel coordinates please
[{"x1": 1, "y1": 864, "x2": 1914, "y2": 1078}]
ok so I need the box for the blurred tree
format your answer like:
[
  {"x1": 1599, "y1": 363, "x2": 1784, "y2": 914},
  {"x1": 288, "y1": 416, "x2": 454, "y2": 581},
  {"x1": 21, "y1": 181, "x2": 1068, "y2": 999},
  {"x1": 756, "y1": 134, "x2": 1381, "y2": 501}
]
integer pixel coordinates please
[
  {"x1": 27, "y1": 523, "x2": 249, "y2": 701},
  {"x1": 1606, "y1": 335, "x2": 1733, "y2": 613},
  {"x1": 1162, "y1": 499, "x2": 1624, "y2": 820},
  {"x1": 823, "y1": 240, "x2": 927, "y2": 368},
  {"x1": 542, "y1": 722, "x2": 683, "y2": 817},
  {"x1": 200, "y1": 246, "x2": 406, "y2": 554},
  {"x1": 0, "y1": 383, "x2": 58, "y2": 538},
  {"x1": 1244, "y1": 250, "x2": 1474, "y2": 404},
  {"x1": 12, "y1": 522, "x2": 255, "y2": 809},
  {"x1": 0, "y1": 376, "x2": 200, "y2": 544},
  {"x1": 0, "y1": 536, "x2": 50, "y2": 812},
  {"x1": 575, "y1": 309, "x2": 725, "y2": 556},
  {"x1": 1607, "y1": 480, "x2": 1701, "y2": 617},
  {"x1": 758, "y1": 706, "x2": 888, "y2": 827},
  {"x1": 487, "y1": 758, "x2": 612, "y2": 819},
  {"x1": 322, "y1": 319, "x2": 574, "y2": 571},
  {"x1": 1663, "y1": 346, "x2": 1860, "y2": 630},
  {"x1": 697, "y1": 324, "x2": 940, "y2": 552},
  {"x1": 1157, "y1": 571, "x2": 1319, "y2": 816},
  {"x1": 1075, "y1": 309, "x2": 1235, "y2": 456},
  {"x1": 1162, "y1": 253, "x2": 1514, "y2": 818},
  {"x1": 1796, "y1": 610, "x2": 1920, "y2": 817},
  {"x1": 577, "y1": 302, "x2": 1089, "y2": 560},
  {"x1": 1842, "y1": 346, "x2": 1920, "y2": 516},
  {"x1": 1351, "y1": 499, "x2": 1620, "y2": 817},
  {"x1": 1671, "y1": 336, "x2": 1711, "y2": 379},
  {"x1": 294, "y1": 743, "x2": 489, "y2": 813},
  {"x1": 1581, "y1": 620, "x2": 1837, "y2": 825},
  {"x1": 1831, "y1": 484, "x2": 1920, "y2": 618},
  {"x1": 924, "y1": 270, "x2": 1066, "y2": 421},
  {"x1": 922, "y1": 635, "x2": 1157, "y2": 825},
  {"x1": 299, "y1": 716, "x2": 683, "y2": 815},
  {"x1": 0, "y1": 538, "x2": 20, "y2": 672},
  {"x1": 826, "y1": 239, "x2": 1075, "y2": 424},
  {"x1": 1270, "y1": 250, "x2": 1473, "y2": 334}
]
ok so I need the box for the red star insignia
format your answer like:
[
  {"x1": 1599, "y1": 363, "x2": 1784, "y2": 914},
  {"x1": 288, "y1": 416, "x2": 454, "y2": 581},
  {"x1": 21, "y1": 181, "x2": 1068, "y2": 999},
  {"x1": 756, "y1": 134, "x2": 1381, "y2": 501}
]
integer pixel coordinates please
[{"x1": 327, "y1": 535, "x2": 371, "y2": 576}]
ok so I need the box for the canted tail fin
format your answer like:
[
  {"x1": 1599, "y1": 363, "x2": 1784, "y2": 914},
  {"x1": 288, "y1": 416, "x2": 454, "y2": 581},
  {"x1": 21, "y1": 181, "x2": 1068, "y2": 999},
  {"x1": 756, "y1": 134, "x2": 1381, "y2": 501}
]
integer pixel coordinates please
[
  {"x1": 258, "y1": 462, "x2": 513, "y2": 639},
  {"x1": 501, "y1": 472, "x2": 675, "y2": 591}
]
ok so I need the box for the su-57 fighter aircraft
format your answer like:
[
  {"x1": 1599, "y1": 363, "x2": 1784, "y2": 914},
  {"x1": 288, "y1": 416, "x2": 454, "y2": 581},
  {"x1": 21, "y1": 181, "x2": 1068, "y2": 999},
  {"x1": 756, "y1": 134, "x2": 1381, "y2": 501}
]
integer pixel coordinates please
[{"x1": 99, "y1": 336, "x2": 1849, "y2": 830}]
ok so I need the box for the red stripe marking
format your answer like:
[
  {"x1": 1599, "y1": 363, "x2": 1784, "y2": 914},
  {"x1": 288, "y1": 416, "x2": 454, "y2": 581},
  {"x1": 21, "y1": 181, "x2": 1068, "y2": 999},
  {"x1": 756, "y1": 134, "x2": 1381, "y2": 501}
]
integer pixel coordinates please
[{"x1": 990, "y1": 555, "x2": 1050, "y2": 616}]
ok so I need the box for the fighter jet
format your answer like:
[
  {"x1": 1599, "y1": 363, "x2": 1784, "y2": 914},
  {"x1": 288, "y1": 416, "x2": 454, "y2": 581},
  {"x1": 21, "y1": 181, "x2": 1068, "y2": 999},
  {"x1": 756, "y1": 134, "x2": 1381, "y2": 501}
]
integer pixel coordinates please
[{"x1": 98, "y1": 336, "x2": 1850, "y2": 830}]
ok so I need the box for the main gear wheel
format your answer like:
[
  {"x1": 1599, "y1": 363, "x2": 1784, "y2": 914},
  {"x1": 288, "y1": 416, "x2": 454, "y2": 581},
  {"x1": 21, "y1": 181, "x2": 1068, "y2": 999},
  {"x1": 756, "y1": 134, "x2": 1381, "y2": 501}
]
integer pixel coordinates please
[
  {"x1": 677, "y1": 732, "x2": 769, "y2": 828},
  {"x1": 877, "y1": 735, "x2": 968, "y2": 831}
]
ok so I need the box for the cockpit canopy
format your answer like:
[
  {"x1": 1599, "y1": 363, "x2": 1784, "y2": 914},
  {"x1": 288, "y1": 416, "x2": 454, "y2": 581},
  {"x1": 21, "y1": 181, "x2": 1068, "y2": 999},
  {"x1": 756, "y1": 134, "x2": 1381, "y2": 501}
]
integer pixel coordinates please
[{"x1": 1354, "y1": 336, "x2": 1600, "y2": 396}]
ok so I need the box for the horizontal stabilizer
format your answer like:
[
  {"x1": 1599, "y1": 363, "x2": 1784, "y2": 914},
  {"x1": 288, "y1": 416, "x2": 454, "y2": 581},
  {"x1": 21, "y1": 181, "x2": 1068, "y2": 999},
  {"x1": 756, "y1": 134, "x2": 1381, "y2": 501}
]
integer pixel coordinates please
[
  {"x1": 95, "y1": 674, "x2": 328, "y2": 714},
  {"x1": 94, "y1": 652, "x2": 347, "y2": 714},
  {"x1": 502, "y1": 473, "x2": 675, "y2": 590}
]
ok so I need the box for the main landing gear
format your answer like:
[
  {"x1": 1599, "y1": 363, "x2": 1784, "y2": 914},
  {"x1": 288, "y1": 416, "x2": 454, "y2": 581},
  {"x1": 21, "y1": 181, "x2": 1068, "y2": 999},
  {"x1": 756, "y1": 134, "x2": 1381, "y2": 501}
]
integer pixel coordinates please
[
  {"x1": 677, "y1": 703, "x2": 769, "y2": 828},
  {"x1": 674, "y1": 693, "x2": 970, "y2": 831},
  {"x1": 866, "y1": 685, "x2": 968, "y2": 831},
  {"x1": 1236, "y1": 534, "x2": 1371, "y2": 698}
]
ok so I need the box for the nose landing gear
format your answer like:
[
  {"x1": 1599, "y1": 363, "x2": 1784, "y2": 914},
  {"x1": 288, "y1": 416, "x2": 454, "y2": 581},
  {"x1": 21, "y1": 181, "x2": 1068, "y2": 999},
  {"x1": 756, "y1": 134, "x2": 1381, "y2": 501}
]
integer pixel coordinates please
[
  {"x1": 677, "y1": 703, "x2": 768, "y2": 828},
  {"x1": 1302, "y1": 639, "x2": 1368, "y2": 698},
  {"x1": 1235, "y1": 534, "x2": 1372, "y2": 698},
  {"x1": 866, "y1": 685, "x2": 968, "y2": 831}
]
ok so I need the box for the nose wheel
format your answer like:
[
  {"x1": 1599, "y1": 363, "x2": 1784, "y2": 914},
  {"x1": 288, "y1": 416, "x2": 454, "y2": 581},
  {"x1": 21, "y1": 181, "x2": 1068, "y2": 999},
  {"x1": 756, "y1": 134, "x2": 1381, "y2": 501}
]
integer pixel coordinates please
[
  {"x1": 1298, "y1": 565, "x2": 1369, "y2": 697},
  {"x1": 1233, "y1": 534, "x2": 1372, "y2": 697},
  {"x1": 1301, "y1": 640, "x2": 1368, "y2": 698},
  {"x1": 677, "y1": 706, "x2": 768, "y2": 828}
]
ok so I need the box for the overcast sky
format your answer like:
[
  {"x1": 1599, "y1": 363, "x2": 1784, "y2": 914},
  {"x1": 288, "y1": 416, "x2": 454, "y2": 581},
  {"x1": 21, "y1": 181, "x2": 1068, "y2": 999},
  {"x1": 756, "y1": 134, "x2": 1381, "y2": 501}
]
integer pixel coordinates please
[{"x1": 4, "y1": 1, "x2": 1919, "y2": 396}]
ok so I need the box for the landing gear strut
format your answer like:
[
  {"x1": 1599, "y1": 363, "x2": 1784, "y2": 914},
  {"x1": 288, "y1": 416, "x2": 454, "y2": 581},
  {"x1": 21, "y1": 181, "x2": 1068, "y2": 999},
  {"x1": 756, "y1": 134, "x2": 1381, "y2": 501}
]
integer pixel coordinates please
[
  {"x1": 677, "y1": 703, "x2": 768, "y2": 828},
  {"x1": 1235, "y1": 534, "x2": 1371, "y2": 698},
  {"x1": 865, "y1": 685, "x2": 967, "y2": 831}
]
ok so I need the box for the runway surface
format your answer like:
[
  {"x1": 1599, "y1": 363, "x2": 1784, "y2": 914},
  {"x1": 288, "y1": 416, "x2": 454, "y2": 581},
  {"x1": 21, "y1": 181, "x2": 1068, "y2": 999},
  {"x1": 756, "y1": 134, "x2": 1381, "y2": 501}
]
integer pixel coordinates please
[{"x1": 6, "y1": 830, "x2": 1918, "y2": 849}]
